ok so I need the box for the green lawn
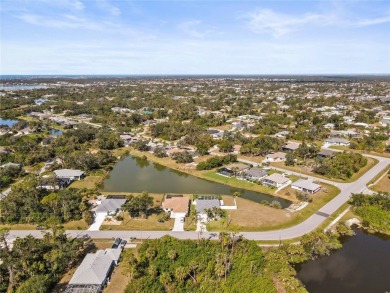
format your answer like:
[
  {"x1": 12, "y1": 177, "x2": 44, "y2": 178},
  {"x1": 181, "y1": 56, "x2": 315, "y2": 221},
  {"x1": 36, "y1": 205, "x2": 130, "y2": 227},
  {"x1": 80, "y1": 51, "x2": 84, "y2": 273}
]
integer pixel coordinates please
[
  {"x1": 70, "y1": 176, "x2": 103, "y2": 189},
  {"x1": 202, "y1": 171, "x2": 276, "y2": 195},
  {"x1": 101, "y1": 212, "x2": 174, "y2": 231},
  {"x1": 207, "y1": 183, "x2": 340, "y2": 232}
]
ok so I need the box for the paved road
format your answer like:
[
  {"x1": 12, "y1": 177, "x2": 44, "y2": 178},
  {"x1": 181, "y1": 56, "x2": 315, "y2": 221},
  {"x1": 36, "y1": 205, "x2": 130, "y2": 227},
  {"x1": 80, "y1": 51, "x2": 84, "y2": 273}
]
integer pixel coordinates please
[{"x1": 7, "y1": 154, "x2": 390, "y2": 241}]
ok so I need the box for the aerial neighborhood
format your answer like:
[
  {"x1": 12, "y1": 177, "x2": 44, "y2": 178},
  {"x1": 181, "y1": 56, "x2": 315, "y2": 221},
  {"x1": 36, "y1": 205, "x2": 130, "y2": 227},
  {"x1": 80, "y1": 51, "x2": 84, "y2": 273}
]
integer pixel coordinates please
[{"x1": 1, "y1": 76, "x2": 389, "y2": 293}]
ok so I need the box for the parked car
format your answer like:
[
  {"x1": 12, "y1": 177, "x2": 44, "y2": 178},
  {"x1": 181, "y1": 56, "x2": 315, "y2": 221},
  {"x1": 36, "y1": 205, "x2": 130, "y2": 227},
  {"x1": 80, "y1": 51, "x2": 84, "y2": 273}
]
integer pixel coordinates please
[
  {"x1": 120, "y1": 239, "x2": 127, "y2": 249},
  {"x1": 112, "y1": 237, "x2": 122, "y2": 249},
  {"x1": 36, "y1": 226, "x2": 45, "y2": 230},
  {"x1": 180, "y1": 217, "x2": 185, "y2": 223}
]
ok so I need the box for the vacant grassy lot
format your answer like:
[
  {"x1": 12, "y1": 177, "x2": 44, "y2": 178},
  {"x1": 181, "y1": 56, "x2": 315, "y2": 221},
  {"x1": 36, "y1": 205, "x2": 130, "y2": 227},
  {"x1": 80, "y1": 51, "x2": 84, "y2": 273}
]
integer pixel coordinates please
[
  {"x1": 272, "y1": 157, "x2": 378, "y2": 183},
  {"x1": 371, "y1": 171, "x2": 390, "y2": 193},
  {"x1": 0, "y1": 224, "x2": 36, "y2": 230},
  {"x1": 207, "y1": 183, "x2": 340, "y2": 232},
  {"x1": 70, "y1": 176, "x2": 103, "y2": 189},
  {"x1": 101, "y1": 212, "x2": 174, "y2": 231},
  {"x1": 238, "y1": 155, "x2": 266, "y2": 164},
  {"x1": 207, "y1": 197, "x2": 294, "y2": 232},
  {"x1": 63, "y1": 219, "x2": 89, "y2": 230}
]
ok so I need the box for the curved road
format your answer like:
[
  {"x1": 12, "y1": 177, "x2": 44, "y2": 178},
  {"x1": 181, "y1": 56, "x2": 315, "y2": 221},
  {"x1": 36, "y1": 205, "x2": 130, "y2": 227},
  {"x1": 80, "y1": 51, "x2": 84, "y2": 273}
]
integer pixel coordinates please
[{"x1": 7, "y1": 154, "x2": 390, "y2": 242}]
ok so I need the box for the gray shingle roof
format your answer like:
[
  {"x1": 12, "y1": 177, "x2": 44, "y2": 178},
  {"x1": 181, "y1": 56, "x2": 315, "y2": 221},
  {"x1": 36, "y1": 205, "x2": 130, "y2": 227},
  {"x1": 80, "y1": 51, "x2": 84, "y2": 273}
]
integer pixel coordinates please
[
  {"x1": 292, "y1": 179, "x2": 321, "y2": 191},
  {"x1": 54, "y1": 169, "x2": 84, "y2": 178},
  {"x1": 69, "y1": 249, "x2": 121, "y2": 286},
  {"x1": 195, "y1": 197, "x2": 221, "y2": 213},
  {"x1": 96, "y1": 199, "x2": 126, "y2": 213}
]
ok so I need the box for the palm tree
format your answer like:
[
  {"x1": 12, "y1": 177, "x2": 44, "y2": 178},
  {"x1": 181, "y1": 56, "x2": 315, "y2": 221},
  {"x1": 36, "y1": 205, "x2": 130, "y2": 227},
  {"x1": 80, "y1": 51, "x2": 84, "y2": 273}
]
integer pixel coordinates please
[
  {"x1": 148, "y1": 265, "x2": 158, "y2": 278},
  {"x1": 159, "y1": 272, "x2": 172, "y2": 287},
  {"x1": 175, "y1": 266, "x2": 187, "y2": 282},
  {"x1": 167, "y1": 250, "x2": 177, "y2": 260}
]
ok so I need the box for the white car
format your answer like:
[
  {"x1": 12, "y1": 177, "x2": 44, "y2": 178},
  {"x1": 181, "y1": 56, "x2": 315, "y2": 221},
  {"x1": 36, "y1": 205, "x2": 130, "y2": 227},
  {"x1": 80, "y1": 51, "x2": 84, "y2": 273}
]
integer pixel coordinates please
[{"x1": 180, "y1": 217, "x2": 185, "y2": 223}]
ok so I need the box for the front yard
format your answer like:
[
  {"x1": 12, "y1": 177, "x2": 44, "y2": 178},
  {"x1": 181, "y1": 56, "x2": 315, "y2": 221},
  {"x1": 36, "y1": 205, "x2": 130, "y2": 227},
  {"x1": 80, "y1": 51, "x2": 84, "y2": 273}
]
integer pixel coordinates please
[
  {"x1": 207, "y1": 183, "x2": 340, "y2": 232},
  {"x1": 100, "y1": 212, "x2": 174, "y2": 231}
]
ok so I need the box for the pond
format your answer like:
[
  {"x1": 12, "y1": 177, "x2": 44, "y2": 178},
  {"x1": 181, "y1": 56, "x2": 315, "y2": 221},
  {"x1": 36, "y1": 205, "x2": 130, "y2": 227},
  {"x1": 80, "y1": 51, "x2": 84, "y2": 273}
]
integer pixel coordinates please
[
  {"x1": 297, "y1": 228, "x2": 390, "y2": 293},
  {"x1": 50, "y1": 128, "x2": 63, "y2": 135},
  {"x1": 101, "y1": 155, "x2": 291, "y2": 207},
  {"x1": 0, "y1": 118, "x2": 19, "y2": 127}
]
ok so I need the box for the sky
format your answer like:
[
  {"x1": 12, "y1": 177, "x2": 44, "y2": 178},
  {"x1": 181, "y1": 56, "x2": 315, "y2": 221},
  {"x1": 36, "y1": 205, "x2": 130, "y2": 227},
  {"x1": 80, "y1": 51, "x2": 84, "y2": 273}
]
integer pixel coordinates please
[{"x1": 1, "y1": 0, "x2": 389, "y2": 75}]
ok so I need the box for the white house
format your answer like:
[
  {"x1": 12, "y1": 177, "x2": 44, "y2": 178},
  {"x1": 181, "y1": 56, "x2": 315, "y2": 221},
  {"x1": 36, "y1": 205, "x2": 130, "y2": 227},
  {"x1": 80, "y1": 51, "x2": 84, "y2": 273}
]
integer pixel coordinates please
[
  {"x1": 292, "y1": 179, "x2": 321, "y2": 194},
  {"x1": 262, "y1": 173, "x2": 292, "y2": 188},
  {"x1": 265, "y1": 152, "x2": 287, "y2": 162},
  {"x1": 95, "y1": 199, "x2": 126, "y2": 216},
  {"x1": 324, "y1": 137, "x2": 350, "y2": 147},
  {"x1": 65, "y1": 248, "x2": 122, "y2": 293},
  {"x1": 54, "y1": 169, "x2": 85, "y2": 180}
]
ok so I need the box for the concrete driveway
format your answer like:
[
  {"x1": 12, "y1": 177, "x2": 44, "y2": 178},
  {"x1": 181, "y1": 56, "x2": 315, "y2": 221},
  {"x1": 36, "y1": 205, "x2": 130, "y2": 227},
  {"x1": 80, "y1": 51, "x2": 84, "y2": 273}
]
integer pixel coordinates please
[
  {"x1": 172, "y1": 213, "x2": 186, "y2": 231},
  {"x1": 88, "y1": 213, "x2": 106, "y2": 231}
]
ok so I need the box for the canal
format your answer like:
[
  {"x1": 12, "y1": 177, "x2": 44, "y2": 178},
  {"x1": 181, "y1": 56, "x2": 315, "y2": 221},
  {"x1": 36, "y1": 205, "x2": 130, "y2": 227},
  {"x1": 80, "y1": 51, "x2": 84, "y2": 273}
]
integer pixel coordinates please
[
  {"x1": 297, "y1": 228, "x2": 390, "y2": 293},
  {"x1": 102, "y1": 155, "x2": 291, "y2": 207}
]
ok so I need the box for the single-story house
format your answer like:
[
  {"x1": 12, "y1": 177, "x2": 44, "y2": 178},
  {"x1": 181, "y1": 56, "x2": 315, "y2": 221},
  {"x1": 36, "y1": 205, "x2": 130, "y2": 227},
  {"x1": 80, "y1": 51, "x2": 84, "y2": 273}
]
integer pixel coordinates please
[
  {"x1": 324, "y1": 137, "x2": 350, "y2": 147},
  {"x1": 162, "y1": 195, "x2": 190, "y2": 218},
  {"x1": 207, "y1": 129, "x2": 224, "y2": 139},
  {"x1": 292, "y1": 179, "x2": 321, "y2": 194},
  {"x1": 379, "y1": 120, "x2": 390, "y2": 126},
  {"x1": 38, "y1": 177, "x2": 71, "y2": 190},
  {"x1": 317, "y1": 149, "x2": 337, "y2": 159},
  {"x1": 225, "y1": 163, "x2": 249, "y2": 172},
  {"x1": 54, "y1": 169, "x2": 85, "y2": 180},
  {"x1": 262, "y1": 173, "x2": 292, "y2": 188},
  {"x1": 195, "y1": 196, "x2": 221, "y2": 213},
  {"x1": 0, "y1": 162, "x2": 21, "y2": 169},
  {"x1": 265, "y1": 152, "x2": 287, "y2": 162},
  {"x1": 217, "y1": 163, "x2": 249, "y2": 177},
  {"x1": 324, "y1": 123, "x2": 335, "y2": 129},
  {"x1": 95, "y1": 199, "x2": 127, "y2": 216},
  {"x1": 242, "y1": 167, "x2": 268, "y2": 181},
  {"x1": 65, "y1": 248, "x2": 122, "y2": 293},
  {"x1": 233, "y1": 145, "x2": 241, "y2": 154},
  {"x1": 282, "y1": 142, "x2": 301, "y2": 152}
]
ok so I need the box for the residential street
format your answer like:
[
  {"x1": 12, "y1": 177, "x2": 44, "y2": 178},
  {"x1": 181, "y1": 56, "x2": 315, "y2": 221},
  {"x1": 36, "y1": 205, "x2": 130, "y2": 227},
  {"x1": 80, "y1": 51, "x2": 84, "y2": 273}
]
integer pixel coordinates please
[{"x1": 7, "y1": 154, "x2": 390, "y2": 241}]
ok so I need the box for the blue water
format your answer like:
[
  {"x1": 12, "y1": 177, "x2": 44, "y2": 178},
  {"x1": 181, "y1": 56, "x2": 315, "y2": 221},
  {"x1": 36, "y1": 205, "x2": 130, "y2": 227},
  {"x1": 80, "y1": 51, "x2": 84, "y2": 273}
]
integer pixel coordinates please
[
  {"x1": 50, "y1": 129, "x2": 63, "y2": 135},
  {"x1": 0, "y1": 118, "x2": 19, "y2": 127}
]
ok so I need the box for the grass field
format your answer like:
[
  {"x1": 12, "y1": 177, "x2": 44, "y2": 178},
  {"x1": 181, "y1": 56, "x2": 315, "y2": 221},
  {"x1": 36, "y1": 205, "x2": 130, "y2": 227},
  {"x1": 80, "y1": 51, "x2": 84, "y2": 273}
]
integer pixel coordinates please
[
  {"x1": 202, "y1": 171, "x2": 277, "y2": 195},
  {"x1": 272, "y1": 157, "x2": 378, "y2": 183},
  {"x1": 207, "y1": 183, "x2": 340, "y2": 232},
  {"x1": 70, "y1": 176, "x2": 103, "y2": 189},
  {"x1": 371, "y1": 170, "x2": 390, "y2": 193},
  {"x1": 62, "y1": 219, "x2": 89, "y2": 230},
  {"x1": 104, "y1": 261, "x2": 132, "y2": 293},
  {"x1": 101, "y1": 212, "x2": 174, "y2": 231}
]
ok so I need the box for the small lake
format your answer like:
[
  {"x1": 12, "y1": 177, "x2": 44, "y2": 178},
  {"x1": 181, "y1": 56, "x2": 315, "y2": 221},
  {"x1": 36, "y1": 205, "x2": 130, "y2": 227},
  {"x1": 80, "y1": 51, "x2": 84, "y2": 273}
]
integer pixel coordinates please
[
  {"x1": 102, "y1": 155, "x2": 291, "y2": 207},
  {"x1": 297, "y1": 228, "x2": 390, "y2": 293},
  {"x1": 50, "y1": 128, "x2": 63, "y2": 135},
  {"x1": 0, "y1": 118, "x2": 19, "y2": 127}
]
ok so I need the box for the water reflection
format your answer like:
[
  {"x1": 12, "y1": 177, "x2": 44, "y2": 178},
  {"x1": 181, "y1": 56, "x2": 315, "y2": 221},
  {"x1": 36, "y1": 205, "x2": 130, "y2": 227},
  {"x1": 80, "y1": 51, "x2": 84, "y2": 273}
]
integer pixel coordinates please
[
  {"x1": 102, "y1": 155, "x2": 291, "y2": 207},
  {"x1": 297, "y1": 229, "x2": 390, "y2": 293}
]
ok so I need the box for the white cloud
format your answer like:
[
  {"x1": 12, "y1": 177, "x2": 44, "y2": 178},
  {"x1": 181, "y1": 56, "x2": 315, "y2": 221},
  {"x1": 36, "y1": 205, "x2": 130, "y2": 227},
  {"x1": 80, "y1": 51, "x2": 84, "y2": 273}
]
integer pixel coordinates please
[
  {"x1": 96, "y1": 0, "x2": 121, "y2": 16},
  {"x1": 178, "y1": 20, "x2": 213, "y2": 38},
  {"x1": 245, "y1": 8, "x2": 390, "y2": 37},
  {"x1": 16, "y1": 13, "x2": 101, "y2": 29}
]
